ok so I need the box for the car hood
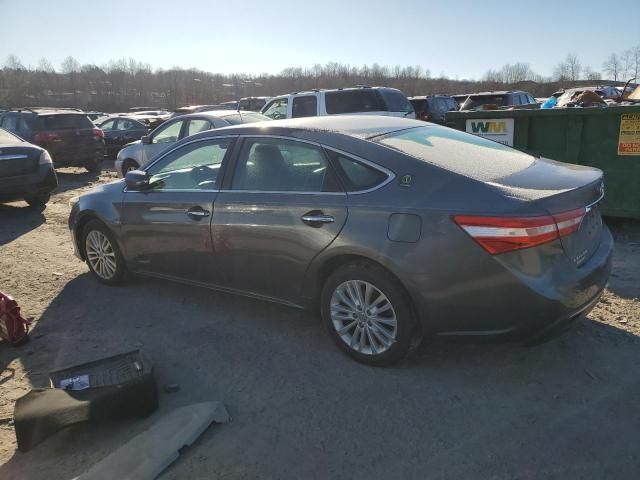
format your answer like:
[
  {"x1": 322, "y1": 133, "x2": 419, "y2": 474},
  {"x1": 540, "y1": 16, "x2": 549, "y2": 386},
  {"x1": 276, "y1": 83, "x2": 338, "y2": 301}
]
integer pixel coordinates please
[{"x1": 81, "y1": 179, "x2": 124, "y2": 199}]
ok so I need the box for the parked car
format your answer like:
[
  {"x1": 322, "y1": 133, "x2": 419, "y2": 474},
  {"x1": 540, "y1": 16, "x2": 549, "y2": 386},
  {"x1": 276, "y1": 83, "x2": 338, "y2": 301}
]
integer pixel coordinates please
[
  {"x1": 169, "y1": 105, "x2": 221, "y2": 118},
  {"x1": 261, "y1": 86, "x2": 415, "y2": 119},
  {"x1": 70, "y1": 115, "x2": 612, "y2": 366},
  {"x1": 114, "y1": 110, "x2": 270, "y2": 176},
  {"x1": 459, "y1": 90, "x2": 538, "y2": 111},
  {"x1": 0, "y1": 108, "x2": 106, "y2": 171},
  {"x1": 86, "y1": 111, "x2": 106, "y2": 122},
  {"x1": 0, "y1": 127, "x2": 58, "y2": 209},
  {"x1": 239, "y1": 96, "x2": 272, "y2": 112},
  {"x1": 97, "y1": 116, "x2": 150, "y2": 158},
  {"x1": 408, "y1": 95, "x2": 458, "y2": 123}
]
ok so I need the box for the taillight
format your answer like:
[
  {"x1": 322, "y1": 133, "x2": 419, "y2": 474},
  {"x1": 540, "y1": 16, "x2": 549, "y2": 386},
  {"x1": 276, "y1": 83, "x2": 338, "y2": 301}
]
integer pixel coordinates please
[
  {"x1": 34, "y1": 132, "x2": 60, "y2": 144},
  {"x1": 93, "y1": 128, "x2": 104, "y2": 138},
  {"x1": 452, "y1": 208, "x2": 586, "y2": 255}
]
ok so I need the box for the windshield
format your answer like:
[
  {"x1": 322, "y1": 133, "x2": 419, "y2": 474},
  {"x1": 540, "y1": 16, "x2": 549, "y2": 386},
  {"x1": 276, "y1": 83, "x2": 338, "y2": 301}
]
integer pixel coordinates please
[
  {"x1": 0, "y1": 127, "x2": 21, "y2": 143},
  {"x1": 376, "y1": 125, "x2": 535, "y2": 181},
  {"x1": 462, "y1": 95, "x2": 508, "y2": 110}
]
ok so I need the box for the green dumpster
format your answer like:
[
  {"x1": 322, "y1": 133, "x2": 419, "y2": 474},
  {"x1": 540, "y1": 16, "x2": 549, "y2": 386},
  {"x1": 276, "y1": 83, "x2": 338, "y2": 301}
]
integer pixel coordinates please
[{"x1": 446, "y1": 106, "x2": 640, "y2": 218}]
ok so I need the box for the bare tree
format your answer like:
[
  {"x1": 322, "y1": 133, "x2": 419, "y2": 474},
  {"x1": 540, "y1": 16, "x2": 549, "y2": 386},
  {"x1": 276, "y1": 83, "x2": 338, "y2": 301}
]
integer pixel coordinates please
[
  {"x1": 60, "y1": 56, "x2": 80, "y2": 74},
  {"x1": 4, "y1": 54, "x2": 25, "y2": 70},
  {"x1": 626, "y1": 45, "x2": 640, "y2": 80},
  {"x1": 37, "y1": 58, "x2": 55, "y2": 73},
  {"x1": 603, "y1": 53, "x2": 622, "y2": 81},
  {"x1": 554, "y1": 53, "x2": 582, "y2": 81},
  {"x1": 582, "y1": 66, "x2": 600, "y2": 81}
]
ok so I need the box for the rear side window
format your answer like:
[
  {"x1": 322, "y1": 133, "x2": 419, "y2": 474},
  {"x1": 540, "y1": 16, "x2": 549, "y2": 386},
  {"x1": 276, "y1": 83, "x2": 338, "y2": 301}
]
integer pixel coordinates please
[
  {"x1": 326, "y1": 150, "x2": 388, "y2": 191},
  {"x1": 292, "y1": 96, "x2": 317, "y2": 118},
  {"x1": 325, "y1": 90, "x2": 385, "y2": 114},
  {"x1": 37, "y1": 114, "x2": 93, "y2": 130},
  {"x1": 379, "y1": 89, "x2": 413, "y2": 113},
  {"x1": 377, "y1": 126, "x2": 535, "y2": 182}
]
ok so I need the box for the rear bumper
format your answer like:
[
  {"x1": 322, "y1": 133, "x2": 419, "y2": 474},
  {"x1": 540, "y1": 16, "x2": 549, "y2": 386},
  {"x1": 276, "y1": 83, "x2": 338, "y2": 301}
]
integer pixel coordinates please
[
  {"x1": 50, "y1": 146, "x2": 105, "y2": 167},
  {"x1": 409, "y1": 226, "x2": 613, "y2": 340},
  {"x1": 0, "y1": 165, "x2": 58, "y2": 201}
]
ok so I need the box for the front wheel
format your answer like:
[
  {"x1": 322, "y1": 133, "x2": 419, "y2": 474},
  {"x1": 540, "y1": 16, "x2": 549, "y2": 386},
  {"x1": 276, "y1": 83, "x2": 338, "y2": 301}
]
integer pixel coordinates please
[
  {"x1": 24, "y1": 192, "x2": 50, "y2": 210},
  {"x1": 82, "y1": 220, "x2": 125, "y2": 285},
  {"x1": 121, "y1": 159, "x2": 139, "y2": 177},
  {"x1": 320, "y1": 262, "x2": 416, "y2": 367}
]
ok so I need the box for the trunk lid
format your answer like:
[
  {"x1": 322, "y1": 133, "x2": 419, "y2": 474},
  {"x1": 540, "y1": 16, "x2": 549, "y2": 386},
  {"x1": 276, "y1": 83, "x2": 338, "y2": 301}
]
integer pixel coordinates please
[
  {"x1": 0, "y1": 145, "x2": 40, "y2": 178},
  {"x1": 34, "y1": 114, "x2": 99, "y2": 157},
  {"x1": 489, "y1": 157, "x2": 604, "y2": 266}
]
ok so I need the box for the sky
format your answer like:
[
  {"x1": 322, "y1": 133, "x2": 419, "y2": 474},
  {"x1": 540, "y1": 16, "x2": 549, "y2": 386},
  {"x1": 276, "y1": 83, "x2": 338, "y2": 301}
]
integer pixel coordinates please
[{"x1": 0, "y1": 0, "x2": 638, "y2": 79}]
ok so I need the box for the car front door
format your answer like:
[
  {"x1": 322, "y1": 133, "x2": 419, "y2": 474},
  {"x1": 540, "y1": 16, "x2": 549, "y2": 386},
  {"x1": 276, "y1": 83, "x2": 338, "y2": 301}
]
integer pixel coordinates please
[
  {"x1": 142, "y1": 118, "x2": 186, "y2": 165},
  {"x1": 120, "y1": 136, "x2": 235, "y2": 283},
  {"x1": 211, "y1": 136, "x2": 347, "y2": 303}
]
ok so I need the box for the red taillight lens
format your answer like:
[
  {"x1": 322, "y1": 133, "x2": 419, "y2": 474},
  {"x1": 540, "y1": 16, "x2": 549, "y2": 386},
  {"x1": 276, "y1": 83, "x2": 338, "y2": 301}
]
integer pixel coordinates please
[
  {"x1": 452, "y1": 208, "x2": 586, "y2": 255},
  {"x1": 34, "y1": 132, "x2": 60, "y2": 144},
  {"x1": 93, "y1": 128, "x2": 104, "y2": 138}
]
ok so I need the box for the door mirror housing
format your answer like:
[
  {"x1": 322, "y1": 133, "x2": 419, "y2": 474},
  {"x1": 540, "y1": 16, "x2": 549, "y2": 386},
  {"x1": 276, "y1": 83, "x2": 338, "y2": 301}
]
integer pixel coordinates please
[
  {"x1": 141, "y1": 135, "x2": 151, "y2": 144},
  {"x1": 125, "y1": 170, "x2": 150, "y2": 191}
]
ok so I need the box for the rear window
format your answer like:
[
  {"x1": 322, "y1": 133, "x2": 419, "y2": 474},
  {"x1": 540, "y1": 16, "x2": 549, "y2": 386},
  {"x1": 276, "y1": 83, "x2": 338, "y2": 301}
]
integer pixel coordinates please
[
  {"x1": 0, "y1": 128, "x2": 21, "y2": 143},
  {"x1": 37, "y1": 114, "x2": 93, "y2": 130},
  {"x1": 463, "y1": 95, "x2": 508, "y2": 110},
  {"x1": 325, "y1": 90, "x2": 385, "y2": 114},
  {"x1": 379, "y1": 89, "x2": 413, "y2": 113},
  {"x1": 377, "y1": 126, "x2": 535, "y2": 182}
]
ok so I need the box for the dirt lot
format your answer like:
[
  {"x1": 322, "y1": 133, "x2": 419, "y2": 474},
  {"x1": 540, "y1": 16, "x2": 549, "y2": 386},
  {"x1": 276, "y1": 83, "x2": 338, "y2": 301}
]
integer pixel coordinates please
[{"x1": 1, "y1": 164, "x2": 639, "y2": 479}]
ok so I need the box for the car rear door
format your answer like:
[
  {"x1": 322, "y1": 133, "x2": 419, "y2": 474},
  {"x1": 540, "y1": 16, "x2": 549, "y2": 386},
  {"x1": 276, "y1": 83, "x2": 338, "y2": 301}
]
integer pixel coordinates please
[
  {"x1": 120, "y1": 136, "x2": 235, "y2": 283},
  {"x1": 211, "y1": 136, "x2": 347, "y2": 303}
]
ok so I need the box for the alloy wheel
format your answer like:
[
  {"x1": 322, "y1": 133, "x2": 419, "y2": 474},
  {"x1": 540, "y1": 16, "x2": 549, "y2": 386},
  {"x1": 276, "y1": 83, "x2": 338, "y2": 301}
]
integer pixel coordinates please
[
  {"x1": 330, "y1": 280, "x2": 398, "y2": 355},
  {"x1": 85, "y1": 230, "x2": 117, "y2": 280}
]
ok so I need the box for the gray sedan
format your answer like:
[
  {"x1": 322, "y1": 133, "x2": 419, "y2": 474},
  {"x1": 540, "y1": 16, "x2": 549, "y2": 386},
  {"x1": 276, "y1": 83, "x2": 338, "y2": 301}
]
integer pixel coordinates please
[
  {"x1": 114, "y1": 110, "x2": 271, "y2": 177},
  {"x1": 69, "y1": 116, "x2": 612, "y2": 366}
]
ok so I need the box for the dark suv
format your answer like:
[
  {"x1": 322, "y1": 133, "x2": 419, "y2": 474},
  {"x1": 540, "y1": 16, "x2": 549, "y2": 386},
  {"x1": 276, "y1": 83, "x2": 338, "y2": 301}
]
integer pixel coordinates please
[
  {"x1": 458, "y1": 90, "x2": 538, "y2": 111},
  {"x1": 409, "y1": 95, "x2": 458, "y2": 123},
  {"x1": 0, "y1": 108, "x2": 106, "y2": 171}
]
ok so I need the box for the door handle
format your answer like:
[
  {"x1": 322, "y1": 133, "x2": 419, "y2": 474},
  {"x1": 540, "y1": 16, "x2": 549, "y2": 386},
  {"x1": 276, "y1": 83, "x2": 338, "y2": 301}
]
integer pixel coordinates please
[
  {"x1": 301, "y1": 211, "x2": 334, "y2": 227},
  {"x1": 186, "y1": 207, "x2": 210, "y2": 220}
]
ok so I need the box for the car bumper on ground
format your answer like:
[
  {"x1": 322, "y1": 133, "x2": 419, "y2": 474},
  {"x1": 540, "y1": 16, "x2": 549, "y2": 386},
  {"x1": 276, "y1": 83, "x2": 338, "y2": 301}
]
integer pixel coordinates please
[{"x1": 0, "y1": 165, "x2": 58, "y2": 202}]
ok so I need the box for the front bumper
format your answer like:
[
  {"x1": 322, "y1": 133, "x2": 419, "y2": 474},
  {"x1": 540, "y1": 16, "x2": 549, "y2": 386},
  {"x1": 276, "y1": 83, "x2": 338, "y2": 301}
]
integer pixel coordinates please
[{"x1": 0, "y1": 165, "x2": 58, "y2": 202}]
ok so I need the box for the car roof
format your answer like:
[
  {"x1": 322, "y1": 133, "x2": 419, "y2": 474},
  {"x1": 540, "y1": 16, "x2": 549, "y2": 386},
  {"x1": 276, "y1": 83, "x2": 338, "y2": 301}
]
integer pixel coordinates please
[
  {"x1": 408, "y1": 95, "x2": 454, "y2": 100},
  {"x1": 465, "y1": 91, "x2": 525, "y2": 96},
  {"x1": 196, "y1": 115, "x2": 424, "y2": 140}
]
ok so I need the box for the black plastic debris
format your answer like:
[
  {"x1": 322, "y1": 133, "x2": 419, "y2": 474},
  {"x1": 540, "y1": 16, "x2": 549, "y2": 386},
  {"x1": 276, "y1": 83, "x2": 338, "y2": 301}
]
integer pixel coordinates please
[{"x1": 14, "y1": 350, "x2": 157, "y2": 452}]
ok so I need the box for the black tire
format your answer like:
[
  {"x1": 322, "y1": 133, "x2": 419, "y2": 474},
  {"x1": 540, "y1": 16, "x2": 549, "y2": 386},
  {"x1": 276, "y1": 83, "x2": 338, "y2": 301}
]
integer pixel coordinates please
[
  {"x1": 82, "y1": 219, "x2": 126, "y2": 285},
  {"x1": 121, "y1": 159, "x2": 139, "y2": 176},
  {"x1": 320, "y1": 261, "x2": 416, "y2": 367},
  {"x1": 85, "y1": 158, "x2": 101, "y2": 173},
  {"x1": 24, "y1": 192, "x2": 50, "y2": 210}
]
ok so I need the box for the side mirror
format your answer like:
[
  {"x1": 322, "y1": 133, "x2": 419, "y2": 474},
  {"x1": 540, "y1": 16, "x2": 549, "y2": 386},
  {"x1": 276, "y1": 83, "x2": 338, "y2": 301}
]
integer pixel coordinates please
[
  {"x1": 141, "y1": 135, "x2": 151, "y2": 144},
  {"x1": 125, "y1": 170, "x2": 150, "y2": 191}
]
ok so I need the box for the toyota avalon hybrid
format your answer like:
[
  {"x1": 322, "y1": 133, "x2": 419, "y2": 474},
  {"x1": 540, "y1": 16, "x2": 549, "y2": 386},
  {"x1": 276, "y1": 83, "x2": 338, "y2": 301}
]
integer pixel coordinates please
[{"x1": 69, "y1": 116, "x2": 612, "y2": 366}]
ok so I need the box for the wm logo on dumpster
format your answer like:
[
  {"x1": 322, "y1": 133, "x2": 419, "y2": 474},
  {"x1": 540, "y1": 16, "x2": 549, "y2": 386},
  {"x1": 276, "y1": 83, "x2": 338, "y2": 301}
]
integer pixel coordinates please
[{"x1": 470, "y1": 121, "x2": 508, "y2": 134}]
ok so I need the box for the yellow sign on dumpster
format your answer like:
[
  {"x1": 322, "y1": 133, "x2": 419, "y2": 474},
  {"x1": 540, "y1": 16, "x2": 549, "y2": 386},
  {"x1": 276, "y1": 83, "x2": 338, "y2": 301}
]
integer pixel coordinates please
[{"x1": 618, "y1": 113, "x2": 640, "y2": 155}]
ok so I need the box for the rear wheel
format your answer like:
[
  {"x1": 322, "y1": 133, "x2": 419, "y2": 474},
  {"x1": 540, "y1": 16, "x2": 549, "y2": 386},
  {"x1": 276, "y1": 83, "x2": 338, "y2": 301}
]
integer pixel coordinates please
[
  {"x1": 24, "y1": 192, "x2": 50, "y2": 210},
  {"x1": 320, "y1": 262, "x2": 416, "y2": 367},
  {"x1": 82, "y1": 220, "x2": 125, "y2": 285},
  {"x1": 84, "y1": 158, "x2": 101, "y2": 173},
  {"x1": 121, "y1": 159, "x2": 139, "y2": 176}
]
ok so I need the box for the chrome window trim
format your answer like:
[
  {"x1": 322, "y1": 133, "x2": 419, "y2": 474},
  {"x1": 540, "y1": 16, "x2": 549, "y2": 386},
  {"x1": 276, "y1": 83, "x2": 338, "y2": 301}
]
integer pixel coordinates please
[
  {"x1": 322, "y1": 146, "x2": 396, "y2": 195},
  {"x1": 218, "y1": 189, "x2": 346, "y2": 196}
]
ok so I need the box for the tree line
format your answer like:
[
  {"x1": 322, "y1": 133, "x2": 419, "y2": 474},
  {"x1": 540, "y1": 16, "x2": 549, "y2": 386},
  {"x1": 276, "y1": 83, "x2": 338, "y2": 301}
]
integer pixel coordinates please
[{"x1": 1, "y1": 50, "x2": 638, "y2": 112}]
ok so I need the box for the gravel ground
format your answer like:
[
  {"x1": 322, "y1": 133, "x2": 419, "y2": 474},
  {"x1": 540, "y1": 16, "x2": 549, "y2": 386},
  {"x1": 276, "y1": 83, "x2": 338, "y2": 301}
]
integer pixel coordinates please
[{"x1": 1, "y1": 164, "x2": 639, "y2": 479}]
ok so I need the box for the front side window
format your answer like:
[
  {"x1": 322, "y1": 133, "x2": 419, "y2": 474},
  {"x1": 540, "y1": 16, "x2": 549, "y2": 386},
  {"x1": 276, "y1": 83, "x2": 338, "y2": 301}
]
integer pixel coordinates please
[
  {"x1": 292, "y1": 96, "x2": 317, "y2": 118},
  {"x1": 262, "y1": 98, "x2": 288, "y2": 119},
  {"x1": 146, "y1": 139, "x2": 231, "y2": 190},
  {"x1": 326, "y1": 150, "x2": 389, "y2": 192},
  {"x1": 231, "y1": 138, "x2": 340, "y2": 192},
  {"x1": 100, "y1": 119, "x2": 116, "y2": 131},
  {"x1": 152, "y1": 120, "x2": 182, "y2": 144},
  {"x1": 187, "y1": 119, "x2": 211, "y2": 136}
]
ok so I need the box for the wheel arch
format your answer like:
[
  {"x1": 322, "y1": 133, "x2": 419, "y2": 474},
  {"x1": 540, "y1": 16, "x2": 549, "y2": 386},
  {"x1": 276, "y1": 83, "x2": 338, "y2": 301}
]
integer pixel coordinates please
[{"x1": 74, "y1": 212, "x2": 120, "y2": 261}]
